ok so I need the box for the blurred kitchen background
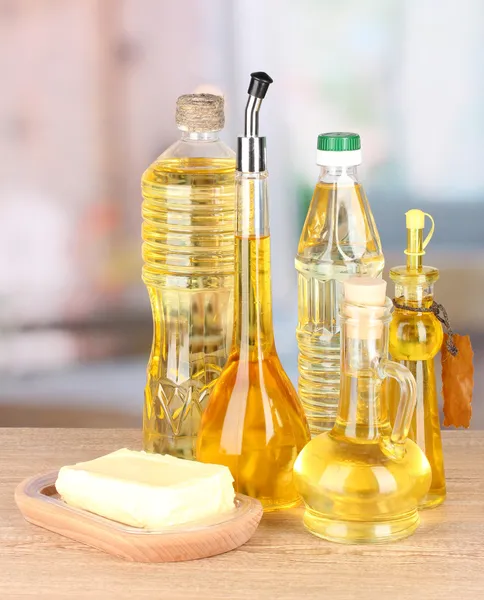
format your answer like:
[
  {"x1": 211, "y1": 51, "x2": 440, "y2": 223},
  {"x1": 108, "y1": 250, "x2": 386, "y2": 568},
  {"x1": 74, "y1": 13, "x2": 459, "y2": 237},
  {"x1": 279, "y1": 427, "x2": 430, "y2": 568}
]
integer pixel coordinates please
[{"x1": 0, "y1": 0, "x2": 482, "y2": 428}]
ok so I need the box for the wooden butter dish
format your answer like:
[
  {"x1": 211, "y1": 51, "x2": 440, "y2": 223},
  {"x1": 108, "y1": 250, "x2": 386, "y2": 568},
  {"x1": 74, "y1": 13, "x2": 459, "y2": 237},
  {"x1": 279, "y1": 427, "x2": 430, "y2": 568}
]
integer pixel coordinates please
[{"x1": 15, "y1": 471, "x2": 263, "y2": 563}]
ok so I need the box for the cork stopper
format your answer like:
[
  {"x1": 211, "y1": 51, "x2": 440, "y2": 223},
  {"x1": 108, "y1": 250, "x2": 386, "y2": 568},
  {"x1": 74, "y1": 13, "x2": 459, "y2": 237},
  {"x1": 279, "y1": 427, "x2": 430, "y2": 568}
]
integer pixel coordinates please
[
  {"x1": 344, "y1": 277, "x2": 387, "y2": 307},
  {"x1": 343, "y1": 277, "x2": 388, "y2": 340},
  {"x1": 175, "y1": 94, "x2": 224, "y2": 132}
]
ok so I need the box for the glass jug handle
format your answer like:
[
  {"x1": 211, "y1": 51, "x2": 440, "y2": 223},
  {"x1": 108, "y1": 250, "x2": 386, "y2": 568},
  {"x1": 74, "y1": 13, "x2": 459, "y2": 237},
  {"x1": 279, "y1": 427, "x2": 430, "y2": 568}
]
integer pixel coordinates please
[{"x1": 378, "y1": 359, "x2": 417, "y2": 459}]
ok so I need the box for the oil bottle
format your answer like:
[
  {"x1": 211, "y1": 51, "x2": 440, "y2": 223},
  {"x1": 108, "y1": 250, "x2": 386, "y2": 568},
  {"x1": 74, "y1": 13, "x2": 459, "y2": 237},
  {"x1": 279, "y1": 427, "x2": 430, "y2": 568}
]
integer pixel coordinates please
[
  {"x1": 142, "y1": 94, "x2": 235, "y2": 459},
  {"x1": 197, "y1": 73, "x2": 310, "y2": 511},
  {"x1": 294, "y1": 277, "x2": 431, "y2": 543},
  {"x1": 388, "y1": 209, "x2": 446, "y2": 508},
  {"x1": 296, "y1": 134, "x2": 384, "y2": 436}
]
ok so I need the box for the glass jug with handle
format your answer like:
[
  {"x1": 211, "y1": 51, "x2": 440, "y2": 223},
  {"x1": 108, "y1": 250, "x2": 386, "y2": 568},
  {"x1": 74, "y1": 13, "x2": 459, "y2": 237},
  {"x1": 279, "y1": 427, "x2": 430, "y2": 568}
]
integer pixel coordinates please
[{"x1": 294, "y1": 276, "x2": 431, "y2": 544}]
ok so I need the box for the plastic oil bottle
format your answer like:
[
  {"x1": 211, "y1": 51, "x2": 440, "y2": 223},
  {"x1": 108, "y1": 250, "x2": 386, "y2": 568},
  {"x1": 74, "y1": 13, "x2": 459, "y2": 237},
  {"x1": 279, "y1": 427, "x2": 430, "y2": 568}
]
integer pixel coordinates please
[
  {"x1": 197, "y1": 73, "x2": 310, "y2": 510},
  {"x1": 388, "y1": 210, "x2": 446, "y2": 508},
  {"x1": 296, "y1": 134, "x2": 384, "y2": 436},
  {"x1": 142, "y1": 94, "x2": 236, "y2": 459},
  {"x1": 294, "y1": 277, "x2": 432, "y2": 543}
]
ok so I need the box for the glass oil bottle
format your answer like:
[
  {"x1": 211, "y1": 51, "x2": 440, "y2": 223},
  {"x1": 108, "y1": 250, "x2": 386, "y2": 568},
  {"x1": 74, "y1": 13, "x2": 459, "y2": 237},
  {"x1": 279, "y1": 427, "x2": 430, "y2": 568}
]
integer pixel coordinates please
[
  {"x1": 142, "y1": 94, "x2": 235, "y2": 459},
  {"x1": 197, "y1": 73, "x2": 310, "y2": 511},
  {"x1": 294, "y1": 277, "x2": 431, "y2": 543},
  {"x1": 296, "y1": 134, "x2": 384, "y2": 436},
  {"x1": 388, "y1": 210, "x2": 445, "y2": 508}
]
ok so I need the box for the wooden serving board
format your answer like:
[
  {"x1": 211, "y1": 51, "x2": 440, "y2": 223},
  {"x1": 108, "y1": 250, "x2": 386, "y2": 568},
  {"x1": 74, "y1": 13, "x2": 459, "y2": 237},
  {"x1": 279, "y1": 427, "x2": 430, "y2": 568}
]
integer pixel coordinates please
[{"x1": 15, "y1": 471, "x2": 263, "y2": 563}]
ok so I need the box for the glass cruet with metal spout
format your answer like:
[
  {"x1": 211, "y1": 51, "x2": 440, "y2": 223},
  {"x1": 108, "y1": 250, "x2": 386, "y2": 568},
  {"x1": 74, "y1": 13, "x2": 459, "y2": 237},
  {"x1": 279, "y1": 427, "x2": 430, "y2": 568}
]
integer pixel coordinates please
[
  {"x1": 387, "y1": 209, "x2": 446, "y2": 508},
  {"x1": 294, "y1": 276, "x2": 431, "y2": 543},
  {"x1": 197, "y1": 72, "x2": 310, "y2": 511}
]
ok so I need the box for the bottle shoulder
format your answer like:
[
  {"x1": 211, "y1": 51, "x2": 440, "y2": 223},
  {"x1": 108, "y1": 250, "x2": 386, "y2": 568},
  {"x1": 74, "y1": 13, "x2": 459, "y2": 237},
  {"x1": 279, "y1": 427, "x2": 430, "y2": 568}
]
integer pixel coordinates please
[
  {"x1": 295, "y1": 433, "x2": 431, "y2": 483},
  {"x1": 160, "y1": 138, "x2": 235, "y2": 160},
  {"x1": 206, "y1": 354, "x2": 308, "y2": 423},
  {"x1": 297, "y1": 179, "x2": 383, "y2": 265},
  {"x1": 216, "y1": 353, "x2": 297, "y2": 398},
  {"x1": 390, "y1": 303, "x2": 444, "y2": 332},
  {"x1": 143, "y1": 139, "x2": 235, "y2": 179},
  {"x1": 390, "y1": 265, "x2": 439, "y2": 286}
]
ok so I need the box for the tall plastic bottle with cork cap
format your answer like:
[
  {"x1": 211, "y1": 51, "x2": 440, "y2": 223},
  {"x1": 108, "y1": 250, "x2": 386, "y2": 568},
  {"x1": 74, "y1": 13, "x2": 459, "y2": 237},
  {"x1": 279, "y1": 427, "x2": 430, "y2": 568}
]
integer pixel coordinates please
[
  {"x1": 296, "y1": 133, "x2": 384, "y2": 435},
  {"x1": 141, "y1": 94, "x2": 236, "y2": 459}
]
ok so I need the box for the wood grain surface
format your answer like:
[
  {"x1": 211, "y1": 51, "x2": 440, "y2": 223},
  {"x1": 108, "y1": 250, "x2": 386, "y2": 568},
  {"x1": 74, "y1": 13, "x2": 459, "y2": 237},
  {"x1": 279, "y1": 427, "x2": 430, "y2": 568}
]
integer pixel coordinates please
[{"x1": 1, "y1": 428, "x2": 483, "y2": 600}]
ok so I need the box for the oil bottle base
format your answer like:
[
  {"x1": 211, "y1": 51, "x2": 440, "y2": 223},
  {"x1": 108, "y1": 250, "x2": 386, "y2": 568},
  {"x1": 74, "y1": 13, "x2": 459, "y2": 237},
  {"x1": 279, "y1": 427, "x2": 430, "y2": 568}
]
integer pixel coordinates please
[
  {"x1": 302, "y1": 508, "x2": 420, "y2": 544},
  {"x1": 419, "y1": 490, "x2": 446, "y2": 510}
]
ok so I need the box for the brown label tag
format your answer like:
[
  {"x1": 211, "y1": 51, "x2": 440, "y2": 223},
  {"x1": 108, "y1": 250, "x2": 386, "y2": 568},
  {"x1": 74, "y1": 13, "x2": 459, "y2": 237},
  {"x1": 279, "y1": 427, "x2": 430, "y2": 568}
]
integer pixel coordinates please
[{"x1": 442, "y1": 334, "x2": 474, "y2": 428}]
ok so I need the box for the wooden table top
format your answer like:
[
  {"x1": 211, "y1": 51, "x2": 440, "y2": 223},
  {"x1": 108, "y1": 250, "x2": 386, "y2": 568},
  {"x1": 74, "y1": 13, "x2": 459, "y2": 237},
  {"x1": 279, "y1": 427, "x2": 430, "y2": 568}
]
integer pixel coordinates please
[{"x1": 1, "y1": 429, "x2": 483, "y2": 599}]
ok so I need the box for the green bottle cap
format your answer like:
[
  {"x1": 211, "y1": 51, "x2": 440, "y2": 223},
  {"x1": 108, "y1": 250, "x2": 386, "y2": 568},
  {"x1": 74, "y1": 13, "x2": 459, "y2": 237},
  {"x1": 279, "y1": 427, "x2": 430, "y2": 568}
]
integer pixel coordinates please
[{"x1": 317, "y1": 132, "x2": 361, "y2": 152}]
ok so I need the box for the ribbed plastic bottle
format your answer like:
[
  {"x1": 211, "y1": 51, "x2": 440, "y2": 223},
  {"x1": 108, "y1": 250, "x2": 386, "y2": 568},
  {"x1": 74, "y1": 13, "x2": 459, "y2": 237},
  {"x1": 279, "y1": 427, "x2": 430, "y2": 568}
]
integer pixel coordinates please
[
  {"x1": 296, "y1": 133, "x2": 384, "y2": 435},
  {"x1": 141, "y1": 94, "x2": 236, "y2": 459}
]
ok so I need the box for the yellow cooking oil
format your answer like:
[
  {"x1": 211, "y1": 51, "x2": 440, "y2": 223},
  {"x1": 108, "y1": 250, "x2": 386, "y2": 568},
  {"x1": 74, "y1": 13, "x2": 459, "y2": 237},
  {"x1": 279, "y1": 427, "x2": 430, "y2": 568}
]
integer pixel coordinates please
[
  {"x1": 142, "y1": 98, "x2": 236, "y2": 460},
  {"x1": 197, "y1": 234, "x2": 310, "y2": 510},
  {"x1": 296, "y1": 134, "x2": 384, "y2": 436},
  {"x1": 197, "y1": 73, "x2": 309, "y2": 510},
  {"x1": 294, "y1": 277, "x2": 431, "y2": 543},
  {"x1": 387, "y1": 210, "x2": 446, "y2": 508}
]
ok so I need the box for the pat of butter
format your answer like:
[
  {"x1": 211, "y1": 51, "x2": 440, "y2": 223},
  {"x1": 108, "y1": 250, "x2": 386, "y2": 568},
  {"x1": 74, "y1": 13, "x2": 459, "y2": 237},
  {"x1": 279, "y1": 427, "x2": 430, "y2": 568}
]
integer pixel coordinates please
[{"x1": 55, "y1": 449, "x2": 235, "y2": 529}]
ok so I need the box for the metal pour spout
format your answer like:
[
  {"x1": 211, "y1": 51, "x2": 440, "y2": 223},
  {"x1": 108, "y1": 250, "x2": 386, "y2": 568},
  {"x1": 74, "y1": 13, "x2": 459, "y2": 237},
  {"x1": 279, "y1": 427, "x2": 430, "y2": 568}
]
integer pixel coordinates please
[
  {"x1": 245, "y1": 95, "x2": 262, "y2": 137},
  {"x1": 237, "y1": 72, "x2": 273, "y2": 173}
]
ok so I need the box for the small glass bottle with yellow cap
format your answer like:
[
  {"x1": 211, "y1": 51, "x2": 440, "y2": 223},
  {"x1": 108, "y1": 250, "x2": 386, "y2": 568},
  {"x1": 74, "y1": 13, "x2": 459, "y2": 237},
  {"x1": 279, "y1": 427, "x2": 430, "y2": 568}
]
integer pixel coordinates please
[{"x1": 387, "y1": 209, "x2": 446, "y2": 509}]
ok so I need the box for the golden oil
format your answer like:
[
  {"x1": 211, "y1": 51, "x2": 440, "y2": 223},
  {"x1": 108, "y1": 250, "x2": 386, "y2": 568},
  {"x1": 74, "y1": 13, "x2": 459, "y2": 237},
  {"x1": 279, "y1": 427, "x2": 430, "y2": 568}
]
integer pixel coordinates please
[
  {"x1": 197, "y1": 234, "x2": 310, "y2": 510},
  {"x1": 142, "y1": 152, "x2": 235, "y2": 459},
  {"x1": 388, "y1": 273, "x2": 446, "y2": 508},
  {"x1": 296, "y1": 136, "x2": 384, "y2": 436},
  {"x1": 294, "y1": 277, "x2": 431, "y2": 543},
  {"x1": 387, "y1": 210, "x2": 446, "y2": 509},
  {"x1": 197, "y1": 74, "x2": 309, "y2": 509}
]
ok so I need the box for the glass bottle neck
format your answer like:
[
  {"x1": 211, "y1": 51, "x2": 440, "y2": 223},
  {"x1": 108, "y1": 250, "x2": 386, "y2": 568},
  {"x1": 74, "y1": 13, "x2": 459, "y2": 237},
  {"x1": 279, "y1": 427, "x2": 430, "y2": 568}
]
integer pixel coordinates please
[
  {"x1": 394, "y1": 282, "x2": 435, "y2": 308},
  {"x1": 333, "y1": 306, "x2": 392, "y2": 441},
  {"x1": 180, "y1": 130, "x2": 220, "y2": 142},
  {"x1": 235, "y1": 172, "x2": 270, "y2": 237},
  {"x1": 390, "y1": 267, "x2": 439, "y2": 308},
  {"x1": 318, "y1": 164, "x2": 360, "y2": 183},
  {"x1": 232, "y1": 171, "x2": 274, "y2": 356}
]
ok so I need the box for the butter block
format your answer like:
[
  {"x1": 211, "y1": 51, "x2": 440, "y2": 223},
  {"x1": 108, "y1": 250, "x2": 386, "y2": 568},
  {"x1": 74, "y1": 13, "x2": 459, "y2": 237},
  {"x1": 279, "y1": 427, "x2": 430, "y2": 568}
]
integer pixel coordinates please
[{"x1": 55, "y1": 449, "x2": 235, "y2": 529}]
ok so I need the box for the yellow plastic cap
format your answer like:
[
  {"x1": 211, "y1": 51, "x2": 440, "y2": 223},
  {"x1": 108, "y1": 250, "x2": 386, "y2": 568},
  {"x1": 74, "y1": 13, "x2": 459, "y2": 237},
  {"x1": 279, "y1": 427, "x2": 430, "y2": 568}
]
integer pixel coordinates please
[
  {"x1": 406, "y1": 209, "x2": 425, "y2": 230},
  {"x1": 404, "y1": 209, "x2": 435, "y2": 257}
]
